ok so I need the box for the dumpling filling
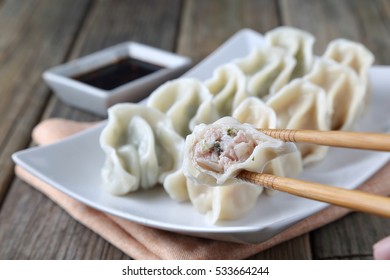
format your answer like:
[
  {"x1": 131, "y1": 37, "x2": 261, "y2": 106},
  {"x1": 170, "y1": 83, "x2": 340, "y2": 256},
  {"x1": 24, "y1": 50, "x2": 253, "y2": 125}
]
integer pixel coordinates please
[
  {"x1": 195, "y1": 127, "x2": 257, "y2": 173},
  {"x1": 183, "y1": 117, "x2": 302, "y2": 186}
]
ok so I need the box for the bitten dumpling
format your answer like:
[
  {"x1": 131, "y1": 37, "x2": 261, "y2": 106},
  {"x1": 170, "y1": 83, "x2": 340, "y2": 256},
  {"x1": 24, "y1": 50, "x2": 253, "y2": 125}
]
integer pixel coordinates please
[
  {"x1": 267, "y1": 79, "x2": 331, "y2": 165},
  {"x1": 100, "y1": 104, "x2": 184, "y2": 195},
  {"x1": 182, "y1": 117, "x2": 302, "y2": 223},
  {"x1": 183, "y1": 117, "x2": 302, "y2": 186},
  {"x1": 265, "y1": 26, "x2": 315, "y2": 78},
  {"x1": 186, "y1": 179, "x2": 263, "y2": 223}
]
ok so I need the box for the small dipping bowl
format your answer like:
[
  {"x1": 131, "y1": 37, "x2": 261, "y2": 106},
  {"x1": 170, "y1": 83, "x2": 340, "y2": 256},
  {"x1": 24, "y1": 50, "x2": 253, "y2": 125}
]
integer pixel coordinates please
[{"x1": 43, "y1": 41, "x2": 192, "y2": 116}]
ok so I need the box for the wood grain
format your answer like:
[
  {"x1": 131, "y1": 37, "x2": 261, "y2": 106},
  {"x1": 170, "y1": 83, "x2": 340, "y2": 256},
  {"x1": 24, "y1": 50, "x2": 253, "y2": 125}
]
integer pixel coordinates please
[
  {"x1": 0, "y1": 180, "x2": 130, "y2": 259},
  {"x1": 280, "y1": 0, "x2": 390, "y2": 63},
  {"x1": 248, "y1": 235, "x2": 312, "y2": 260},
  {"x1": 311, "y1": 212, "x2": 390, "y2": 260},
  {"x1": 177, "y1": 0, "x2": 280, "y2": 63},
  {"x1": 0, "y1": 0, "x2": 92, "y2": 205}
]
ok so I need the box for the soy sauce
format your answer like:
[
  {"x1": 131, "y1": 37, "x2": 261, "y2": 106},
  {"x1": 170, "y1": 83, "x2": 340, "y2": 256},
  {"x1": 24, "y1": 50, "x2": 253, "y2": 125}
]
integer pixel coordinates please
[{"x1": 72, "y1": 57, "x2": 164, "y2": 90}]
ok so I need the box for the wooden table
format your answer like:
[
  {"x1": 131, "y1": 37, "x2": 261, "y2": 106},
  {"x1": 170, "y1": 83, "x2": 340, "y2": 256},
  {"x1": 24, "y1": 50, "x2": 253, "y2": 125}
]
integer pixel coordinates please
[{"x1": 0, "y1": 0, "x2": 389, "y2": 260}]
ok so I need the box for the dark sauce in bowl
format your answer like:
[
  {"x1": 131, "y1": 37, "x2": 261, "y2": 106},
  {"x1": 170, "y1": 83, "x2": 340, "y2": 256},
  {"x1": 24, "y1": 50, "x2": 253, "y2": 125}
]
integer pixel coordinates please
[{"x1": 72, "y1": 57, "x2": 164, "y2": 90}]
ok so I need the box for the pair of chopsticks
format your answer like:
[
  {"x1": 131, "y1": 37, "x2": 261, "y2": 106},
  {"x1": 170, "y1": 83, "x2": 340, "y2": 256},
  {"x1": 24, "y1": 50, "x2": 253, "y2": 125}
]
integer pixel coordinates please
[{"x1": 238, "y1": 129, "x2": 390, "y2": 218}]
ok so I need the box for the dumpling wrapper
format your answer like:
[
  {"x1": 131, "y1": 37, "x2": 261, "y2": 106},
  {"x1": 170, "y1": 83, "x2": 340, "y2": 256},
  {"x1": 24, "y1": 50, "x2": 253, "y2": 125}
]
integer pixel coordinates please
[
  {"x1": 233, "y1": 96, "x2": 277, "y2": 129},
  {"x1": 265, "y1": 26, "x2": 315, "y2": 78},
  {"x1": 186, "y1": 179, "x2": 263, "y2": 223},
  {"x1": 100, "y1": 103, "x2": 184, "y2": 195},
  {"x1": 147, "y1": 78, "x2": 214, "y2": 137},
  {"x1": 234, "y1": 46, "x2": 296, "y2": 99},
  {"x1": 267, "y1": 79, "x2": 331, "y2": 165},
  {"x1": 323, "y1": 38, "x2": 374, "y2": 85},
  {"x1": 163, "y1": 169, "x2": 189, "y2": 202},
  {"x1": 305, "y1": 58, "x2": 365, "y2": 131},
  {"x1": 205, "y1": 63, "x2": 248, "y2": 116}
]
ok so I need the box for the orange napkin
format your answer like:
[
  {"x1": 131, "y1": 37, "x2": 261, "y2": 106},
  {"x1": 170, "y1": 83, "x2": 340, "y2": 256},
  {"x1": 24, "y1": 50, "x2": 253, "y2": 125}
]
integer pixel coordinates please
[{"x1": 15, "y1": 119, "x2": 390, "y2": 259}]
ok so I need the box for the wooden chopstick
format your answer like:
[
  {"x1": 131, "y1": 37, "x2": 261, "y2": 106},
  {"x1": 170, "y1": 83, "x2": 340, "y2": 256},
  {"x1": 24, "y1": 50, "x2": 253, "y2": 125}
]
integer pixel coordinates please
[
  {"x1": 258, "y1": 129, "x2": 390, "y2": 152},
  {"x1": 238, "y1": 171, "x2": 390, "y2": 218}
]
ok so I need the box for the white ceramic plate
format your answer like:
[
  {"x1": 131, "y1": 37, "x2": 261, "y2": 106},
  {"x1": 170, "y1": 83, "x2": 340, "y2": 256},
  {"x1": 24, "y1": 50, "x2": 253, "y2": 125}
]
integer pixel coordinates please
[
  {"x1": 43, "y1": 41, "x2": 192, "y2": 116},
  {"x1": 13, "y1": 29, "x2": 390, "y2": 243}
]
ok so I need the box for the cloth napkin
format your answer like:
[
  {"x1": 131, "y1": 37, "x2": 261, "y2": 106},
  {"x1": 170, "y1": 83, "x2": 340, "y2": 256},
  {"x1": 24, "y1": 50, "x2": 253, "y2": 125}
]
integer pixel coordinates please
[{"x1": 15, "y1": 119, "x2": 390, "y2": 260}]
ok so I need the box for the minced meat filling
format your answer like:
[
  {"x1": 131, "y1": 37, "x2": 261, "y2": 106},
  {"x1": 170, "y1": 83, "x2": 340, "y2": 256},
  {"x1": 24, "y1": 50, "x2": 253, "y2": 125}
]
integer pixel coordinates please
[{"x1": 194, "y1": 127, "x2": 256, "y2": 173}]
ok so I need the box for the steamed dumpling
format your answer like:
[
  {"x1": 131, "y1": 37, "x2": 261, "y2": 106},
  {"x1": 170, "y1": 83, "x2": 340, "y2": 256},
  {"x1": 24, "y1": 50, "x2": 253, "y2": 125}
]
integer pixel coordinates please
[
  {"x1": 183, "y1": 117, "x2": 302, "y2": 186},
  {"x1": 147, "y1": 78, "x2": 215, "y2": 137},
  {"x1": 232, "y1": 97, "x2": 277, "y2": 129},
  {"x1": 163, "y1": 169, "x2": 189, "y2": 202},
  {"x1": 204, "y1": 64, "x2": 248, "y2": 116},
  {"x1": 100, "y1": 104, "x2": 184, "y2": 195},
  {"x1": 189, "y1": 64, "x2": 249, "y2": 130},
  {"x1": 234, "y1": 46, "x2": 296, "y2": 99},
  {"x1": 267, "y1": 79, "x2": 330, "y2": 165},
  {"x1": 323, "y1": 39, "x2": 374, "y2": 85},
  {"x1": 305, "y1": 58, "x2": 365, "y2": 130},
  {"x1": 233, "y1": 97, "x2": 278, "y2": 194},
  {"x1": 265, "y1": 26, "x2": 315, "y2": 78},
  {"x1": 186, "y1": 179, "x2": 263, "y2": 223},
  {"x1": 167, "y1": 99, "x2": 277, "y2": 205}
]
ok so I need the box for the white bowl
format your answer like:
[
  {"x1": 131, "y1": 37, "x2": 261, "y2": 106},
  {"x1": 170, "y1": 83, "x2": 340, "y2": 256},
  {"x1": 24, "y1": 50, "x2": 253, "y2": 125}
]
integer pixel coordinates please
[{"x1": 43, "y1": 42, "x2": 192, "y2": 116}]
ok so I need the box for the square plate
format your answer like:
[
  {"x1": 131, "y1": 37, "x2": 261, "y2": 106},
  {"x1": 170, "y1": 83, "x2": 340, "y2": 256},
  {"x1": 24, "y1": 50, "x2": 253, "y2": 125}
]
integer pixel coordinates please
[{"x1": 13, "y1": 29, "x2": 390, "y2": 243}]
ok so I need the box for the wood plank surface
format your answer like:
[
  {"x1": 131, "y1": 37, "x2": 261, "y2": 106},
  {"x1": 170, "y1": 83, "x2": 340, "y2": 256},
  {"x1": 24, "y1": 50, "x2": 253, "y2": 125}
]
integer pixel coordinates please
[
  {"x1": 311, "y1": 212, "x2": 390, "y2": 259},
  {"x1": 0, "y1": 0, "x2": 92, "y2": 205},
  {"x1": 280, "y1": 0, "x2": 390, "y2": 259},
  {"x1": 177, "y1": 0, "x2": 281, "y2": 63},
  {"x1": 0, "y1": 0, "x2": 182, "y2": 259},
  {"x1": 0, "y1": 0, "x2": 389, "y2": 260},
  {"x1": 249, "y1": 235, "x2": 312, "y2": 260},
  {"x1": 0, "y1": 180, "x2": 130, "y2": 259}
]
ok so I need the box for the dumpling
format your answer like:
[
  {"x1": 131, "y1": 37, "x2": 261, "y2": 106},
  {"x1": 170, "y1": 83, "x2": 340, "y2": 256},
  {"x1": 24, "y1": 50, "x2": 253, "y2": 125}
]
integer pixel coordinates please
[
  {"x1": 186, "y1": 179, "x2": 263, "y2": 223},
  {"x1": 233, "y1": 97, "x2": 299, "y2": 193},
  {"x1": 323, "y1": 39, "x2": 374, "y2": 86},
  {"x1": 164, "y1": 98, "x2": 279, "y2": 205},
  {"x1": 265, "y1": 26, "x2": 315, "y2": 78},
  {"x1": 146, "y1": 78, "x2": 215, "y2": 137},
  {"x1": 163, "y1": 169, "x2": 189, "y2": 202},
  {"x1": 304, "y1": 58, "x2": 365, "y2": 130},
  {"x1": 234, "y1": 46, "x2": 296, "y2": 99},
  {"x1": 204, "y1": 63, "x2": 248, "y2": 116},
  {"x1": 183, "y1": 117, "x2": 302, "y2": 186},
  {"x1": 266, "y1": 79, "x2": 330, "y2": 165},
  {"x1": 323, "y1": 39, "x2": 374, "y2": 115},
  {"x1": 167, "y1": 98, "x2": 278, "y2": 205},
  {"x1": 232, "y1": 96, "x2": 277, "y2": 129},
  {"x1": 182, "y1": 117, "x2": 302, "y2": 223},
  {"x1": 100, "y1": 103, "x2": 184, "y2": 195}
]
